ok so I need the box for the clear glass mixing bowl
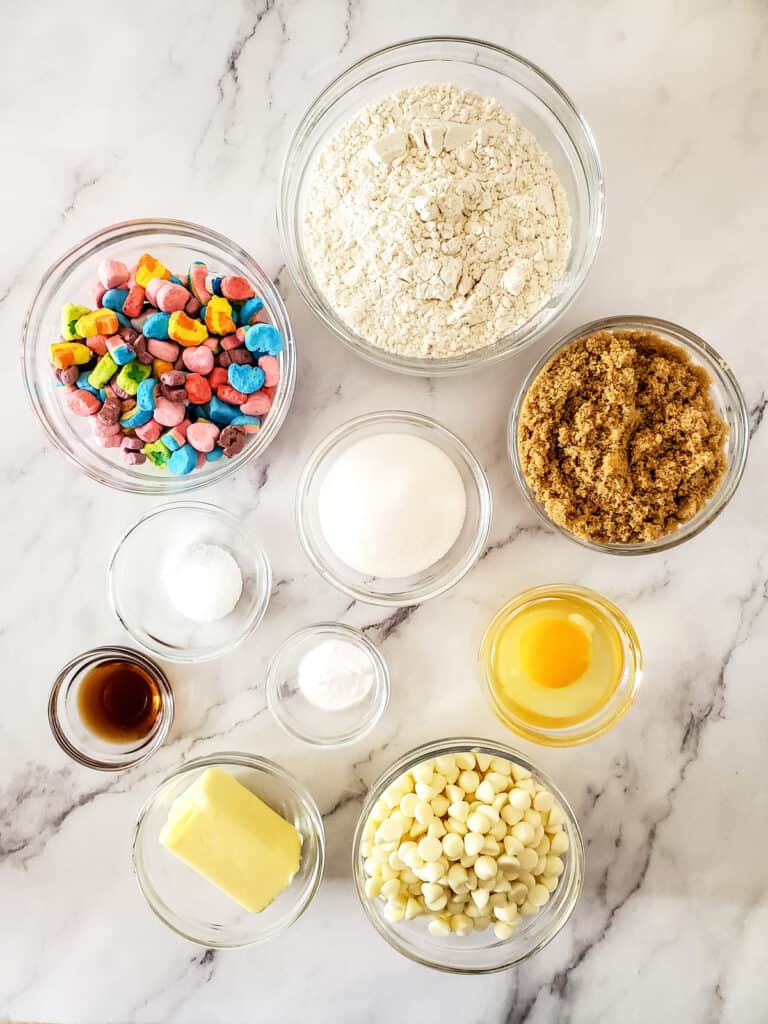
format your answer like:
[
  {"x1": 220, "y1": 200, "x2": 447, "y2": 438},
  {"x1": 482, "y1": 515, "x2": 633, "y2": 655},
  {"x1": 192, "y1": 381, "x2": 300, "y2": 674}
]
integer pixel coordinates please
[
  {"x1": 508, "y1": 315, "x2": 750, "y2": 554},
  {"x1": 22, "y1": 219, "x2": 296, "y2": 494},
  {"x1": 279, "y1": 36, "x2": 604, "y2": 376},
  {"x1": 296, "y1": 410, "x2": 492, "y2": 606},
  {"x1": 133, "y1": 752, "x2": 325, "y2": 947},
  {"x1": 352, "y1": 737, "x2": 584, "y2": 973},
  {"x1": 109, "y1": 501, "x2": 272, "y2": 663}
]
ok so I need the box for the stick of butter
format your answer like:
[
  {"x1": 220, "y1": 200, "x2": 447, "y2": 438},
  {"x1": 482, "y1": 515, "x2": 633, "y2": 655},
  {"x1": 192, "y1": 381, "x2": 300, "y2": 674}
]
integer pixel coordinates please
[{"x1": 160, "y1": 767, "x2": 302, "y2": 913}]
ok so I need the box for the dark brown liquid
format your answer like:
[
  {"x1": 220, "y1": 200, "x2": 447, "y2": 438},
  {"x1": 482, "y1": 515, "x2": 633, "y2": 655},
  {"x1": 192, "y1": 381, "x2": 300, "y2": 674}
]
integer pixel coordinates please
[{"x1": 76, "y1": 660, "x2": 162, "y2": 743}]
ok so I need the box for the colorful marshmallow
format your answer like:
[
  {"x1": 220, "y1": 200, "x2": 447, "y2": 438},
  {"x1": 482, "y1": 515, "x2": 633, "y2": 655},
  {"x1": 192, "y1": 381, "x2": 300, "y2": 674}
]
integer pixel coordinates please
[{"x1": 51, "y1": 250, "x2": 279, "y2": 474}]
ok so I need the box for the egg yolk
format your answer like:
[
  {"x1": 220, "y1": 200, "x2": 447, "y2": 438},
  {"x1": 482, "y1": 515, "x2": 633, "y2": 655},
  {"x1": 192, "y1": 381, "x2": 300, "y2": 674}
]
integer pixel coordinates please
[{"x1": 519, "y1": 617, "x2": 591, "y2": 688}]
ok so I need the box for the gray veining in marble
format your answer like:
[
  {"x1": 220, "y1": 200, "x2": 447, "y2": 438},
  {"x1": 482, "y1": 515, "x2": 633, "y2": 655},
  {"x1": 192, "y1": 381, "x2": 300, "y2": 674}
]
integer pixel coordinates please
[{"x1": 1, "y1": 1, "x2": 767, "y2": 1022}]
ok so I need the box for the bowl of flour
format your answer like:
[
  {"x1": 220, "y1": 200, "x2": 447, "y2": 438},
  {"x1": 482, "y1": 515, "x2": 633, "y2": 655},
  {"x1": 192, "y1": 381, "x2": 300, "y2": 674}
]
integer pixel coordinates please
[{"x1": 279, "y1": 37, "x2": 604, "y2": 376}]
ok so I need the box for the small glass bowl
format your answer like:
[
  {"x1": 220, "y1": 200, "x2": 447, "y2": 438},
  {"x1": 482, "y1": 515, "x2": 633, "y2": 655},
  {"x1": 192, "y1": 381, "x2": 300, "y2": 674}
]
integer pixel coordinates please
[
  {"x1": 132, "y1": 752, "x2": 325, "y2": 947},
  {"x1": 352, "y1": 737, "x2": 584, "y2": 973},
  {"x1": 22, "y1": 218, "x2": 296, "y2": 494},
  {"x1": 109, "y1": 501, "x2": 272, "y2": 663},
  {"x1": 296, "y1": 411, "x2": 492, "y2": 606},
  {"x1": 48, "y1": 645, "x2": 174, "y2": 771},
  {"x1": 278, "y1": 36, "x2": 604, "y2": 376},
  {"x1": 266, "y1": 623, "x2": 390, "y2": 746},
  {"x1": 479, "y1": 585, "x2": 642, "y2": 746},
  {"x1": 509, "y1": 315, "x2": 749, "y2": 554}
]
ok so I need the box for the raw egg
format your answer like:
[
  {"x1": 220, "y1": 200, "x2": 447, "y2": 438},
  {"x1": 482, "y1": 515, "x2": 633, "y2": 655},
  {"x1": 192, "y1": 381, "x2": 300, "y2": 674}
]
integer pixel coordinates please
[{"x1": 482, "y1": 589, "x2": 625, "y2": 731}]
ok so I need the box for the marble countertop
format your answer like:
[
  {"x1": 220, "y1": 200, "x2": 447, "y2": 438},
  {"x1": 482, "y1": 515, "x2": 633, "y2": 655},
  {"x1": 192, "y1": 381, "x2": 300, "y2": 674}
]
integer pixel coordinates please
[{"x1": 3, "y1": 1, "x2": 767, "y2": 1022}]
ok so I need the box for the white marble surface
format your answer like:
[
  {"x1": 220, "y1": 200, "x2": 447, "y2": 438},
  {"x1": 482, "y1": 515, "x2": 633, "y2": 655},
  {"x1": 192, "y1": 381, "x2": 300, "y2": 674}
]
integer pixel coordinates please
[{"x1": 2, "y1": 1, "x2": 767, "y2": 1021}]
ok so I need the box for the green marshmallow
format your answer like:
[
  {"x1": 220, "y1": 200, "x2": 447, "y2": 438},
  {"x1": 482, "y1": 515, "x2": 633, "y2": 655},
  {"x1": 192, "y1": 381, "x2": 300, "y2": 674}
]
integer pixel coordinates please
[
  {"x1": 116, "y1": 360, "x2": 151, "y2": 396},
  {"x1": 88, "y1": 352, "x2": 118, "y2": 389},
  {"x1": 61, "y1": 302, "x2": 91, "y2": 340},
  {"x1": 143, "y1": 439, "x2": 171, "y2": 468}
]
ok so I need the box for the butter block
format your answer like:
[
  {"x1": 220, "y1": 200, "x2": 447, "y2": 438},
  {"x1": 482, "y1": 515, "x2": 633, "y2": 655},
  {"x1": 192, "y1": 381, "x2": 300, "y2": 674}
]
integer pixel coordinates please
[{"x1": 160, "y1": 767, "x2": 302, "y2": 913}]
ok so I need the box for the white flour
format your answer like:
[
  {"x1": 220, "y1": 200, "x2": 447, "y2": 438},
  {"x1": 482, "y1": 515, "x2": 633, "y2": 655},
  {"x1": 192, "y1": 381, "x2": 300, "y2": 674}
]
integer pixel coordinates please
[{"x1": 303, "y1": 83, "x2": 571, "y2": 359}]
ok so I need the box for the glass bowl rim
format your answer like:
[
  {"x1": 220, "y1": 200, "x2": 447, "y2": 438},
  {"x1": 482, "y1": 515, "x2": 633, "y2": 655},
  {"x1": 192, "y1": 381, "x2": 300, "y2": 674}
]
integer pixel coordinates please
[
  {"x1": 295, "y1": 409, "x2": 493, "y2": 606},
  {"x1": 351, "y1": 735, "x2": 585, "y2": 973},
  {"x1": 108, "y1": 500, "x2": 273, "y2": 663},
  {"x1": 508, "y1": 314, "x2": 750, "y2": 555},
  {"x1": 265, "y1": 621, "x2": 391, "y2": 747},
  {"x1": 131, "y1": 750, "x2": 326, "y2": 948},
  {"x1": 48, "y1": 644, "x2": 174, "y2": 771},
  {"x1": 479, "y1": 583, "x2": 643, "y2": 746},
  {"x1": 21, "y1": 216, "x2": 297, "y2": 494},
  {"x1": 277, "y1": 34, "x2": 605, "y2": 377}
]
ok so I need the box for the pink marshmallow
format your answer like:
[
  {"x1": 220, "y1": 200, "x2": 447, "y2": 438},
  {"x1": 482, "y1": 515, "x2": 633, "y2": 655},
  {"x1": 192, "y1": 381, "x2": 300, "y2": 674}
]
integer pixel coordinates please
[
  {"x1": 182, "y1": 346, "x2": 214, "y2": 374},
  {"x1": 144, "y1": 277, "x2": 167, "y2": 306},
  {"x1": 147, "y1": 338, "x2": 180, "y2": 361},
  {"x1": 65, "y1": 389, "x2": 101, "y2": 416},
  {"x1": 239, "y1": 391, "x2": 272, "y2": 416},
  {"x1": 94, "y1": 431, "x2": 123, "y2": 448},
  {"x1": 86, "y1": 334, "x2": 108, "y2": 357},
  {"x1": 98, "y1": 259, "x2": 130, "y2": 290},
  {"x1": 186, "y1": 421, "x2": 220, "y2": 453},
  {"x1": 257, "y1": 355, "x2": 280, "y2": 387},
  {"x1": 153, "y1": 397, "x2": 186, "y2": 427},
  {"x1": 135, "y1": 419, "x2": 163, "y2": 443},
  {"x1": 156, "y1": 282, "x2": 191, "y2": 313}
]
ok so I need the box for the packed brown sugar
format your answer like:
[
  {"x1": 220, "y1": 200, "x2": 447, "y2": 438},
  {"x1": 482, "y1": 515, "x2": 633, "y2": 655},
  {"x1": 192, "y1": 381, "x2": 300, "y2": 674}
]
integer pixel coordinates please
[{"x1": 517, "y1": 329, "x2": 728, "y2": 544}]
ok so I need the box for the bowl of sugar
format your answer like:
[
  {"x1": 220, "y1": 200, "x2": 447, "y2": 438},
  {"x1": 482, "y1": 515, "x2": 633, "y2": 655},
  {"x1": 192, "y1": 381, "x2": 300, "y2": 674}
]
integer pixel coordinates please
[{"x1": 296, "y1": 410, "x2": 492, "y2": 606}]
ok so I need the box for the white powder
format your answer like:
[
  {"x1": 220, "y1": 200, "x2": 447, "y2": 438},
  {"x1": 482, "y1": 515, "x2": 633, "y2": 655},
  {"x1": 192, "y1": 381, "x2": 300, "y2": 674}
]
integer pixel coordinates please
[
  {"x1": 298, "y1": 638, "x2": 374, "y2": 711},
  {"x1": 317, "y1": 433, "x2": 467, "y2": 578},
  {"x1": 164, "y1": 543, "x2": 243, "y2": 623},
  {"x1": 303, "y1": 83, "x2": 571, "y2": 359}
]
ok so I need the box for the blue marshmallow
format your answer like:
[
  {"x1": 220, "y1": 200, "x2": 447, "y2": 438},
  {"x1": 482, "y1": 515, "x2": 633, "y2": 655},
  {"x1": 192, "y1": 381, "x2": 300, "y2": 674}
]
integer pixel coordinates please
[
  {"x1": 142, "y1": 312, "x2": 171, "y2": 339},
  {"x1": 76, "y1": 371, "x2": 101, "y2": 398},
  {"x1": 238, "y1": 296, "x2": 264, "y2": 325},
  {"x1": 120, "y1": 405, "x2": 153, "y2": 429},
  {"x1": 207, "y1": 395, "x2": 240, "y2": 426},
  {"x1": 227, "y1": 363, "x2": 265, "y2": 394},
  {"x1": 244, "y1": 323, "x2": 282, "y2": 356},
  {"x1": 136, "y1": 378, "x2": 157, "y2": 412},
  {"x1": 102, "y1": 288, "x2": 129, "y2": 312},
  {"x1": 168, "y1": 444, "x2": 197, "y2": 475},
  {"x1": 107, "y1": 341, "x2": 136, "y2": 366}
]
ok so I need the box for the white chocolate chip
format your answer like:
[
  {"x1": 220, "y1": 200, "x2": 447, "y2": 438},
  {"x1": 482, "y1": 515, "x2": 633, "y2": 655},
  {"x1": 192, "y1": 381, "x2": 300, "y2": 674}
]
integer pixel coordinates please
[
  {"x1": 361, "y1": 754, "x2": 568, "y2": 942},
  {"x1": 428, "y1": 915, "x2": 451, "y2": 937}
]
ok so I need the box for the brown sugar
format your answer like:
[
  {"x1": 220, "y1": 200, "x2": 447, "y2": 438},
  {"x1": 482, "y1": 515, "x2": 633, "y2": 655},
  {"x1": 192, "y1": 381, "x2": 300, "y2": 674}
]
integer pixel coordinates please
[{"x1": 517, "y1": 329, "x2": 728, "y2": 545}]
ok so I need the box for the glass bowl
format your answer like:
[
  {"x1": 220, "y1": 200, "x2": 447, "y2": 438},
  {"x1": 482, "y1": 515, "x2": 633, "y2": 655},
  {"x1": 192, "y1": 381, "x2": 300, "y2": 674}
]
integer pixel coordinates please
[
  {"x1": 22, "y1": 218, "x2": 296, "y2": 494},
  {"x1": 296, "y1": 411, "x2": 492, "y2": 606},
  {"x1": 132, "y1": 752, "x2": 325, "y2": 947},
  {"x1": 48, "y1": 645, "x2": 174, "y2": 771},
  {"x1": 109, "y1": 501, "x2": 272, "y2": 663},
  {"x1": 266, "y1": 623, "x2": 390, "y2": 746},
  {"x1": 479, "y1": 585, "x2": 642, "y2": 746},
  {"x1": 278, "y1": 36, "x2": 604, "y2": 376},
  {"x1": 352, "y1": 737, "x2": 584, "y2": 973},
  {"x1": 508, "y1": 315, "x2": 749, "y2": 554}
]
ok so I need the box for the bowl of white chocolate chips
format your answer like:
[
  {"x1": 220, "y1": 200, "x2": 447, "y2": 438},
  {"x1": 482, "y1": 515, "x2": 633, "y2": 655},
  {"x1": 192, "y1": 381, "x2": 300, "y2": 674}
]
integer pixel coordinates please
[{"x1": 352, "y1": 738, "x2": 584, "y2": 973}]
